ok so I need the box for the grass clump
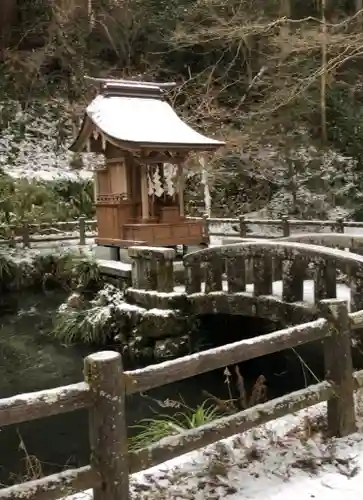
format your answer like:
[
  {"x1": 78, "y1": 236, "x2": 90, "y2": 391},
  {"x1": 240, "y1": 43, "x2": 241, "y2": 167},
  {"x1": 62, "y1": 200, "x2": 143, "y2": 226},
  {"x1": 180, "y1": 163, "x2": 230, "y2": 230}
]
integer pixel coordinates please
[
  {"x1": 52, "y1": 284, "x2": 127, "y2": 346},
  {"x1": 129, "y1": 367, "x2": 268, "y2": 451},
  {"x1": 52, "y1": 306, "x2": 113, "y2": 345},
  {"x1": 31, "y1": 252, "x2": 103, "y2": 292},
  {"x1": 129, "y1": 400, "x2": 220, "y2": 451},
  {"x1": 0, "y1": 253, "x2": 23, "y2": 291},
  {"x1": 0, "y1": 249, "x2": 103, "y2": 294}
]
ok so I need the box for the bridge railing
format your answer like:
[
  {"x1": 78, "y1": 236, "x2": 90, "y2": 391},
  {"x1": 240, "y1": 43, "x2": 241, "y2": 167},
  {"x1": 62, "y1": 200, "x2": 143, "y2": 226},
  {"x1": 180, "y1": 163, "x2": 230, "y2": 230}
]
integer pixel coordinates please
[
  {"x1": 128, "y1": 241, "x2": 363, "y2": 315},
  {"x1": 183, "y1": 240, "x2": 363, "y2": 311},
  {"x1": 1, "y1": 298, "x2": 363, "y2": 500}
]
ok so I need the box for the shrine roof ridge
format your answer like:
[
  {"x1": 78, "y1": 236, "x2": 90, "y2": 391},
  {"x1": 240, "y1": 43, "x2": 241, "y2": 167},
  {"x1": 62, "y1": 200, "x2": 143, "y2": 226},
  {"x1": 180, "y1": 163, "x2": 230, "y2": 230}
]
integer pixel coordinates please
[
  {"x1": 101, "y1": 82, "x2": 164, "y2": 100},
  {"x1": 85, "y1": 76, "x2": 177, "y2": 95}
]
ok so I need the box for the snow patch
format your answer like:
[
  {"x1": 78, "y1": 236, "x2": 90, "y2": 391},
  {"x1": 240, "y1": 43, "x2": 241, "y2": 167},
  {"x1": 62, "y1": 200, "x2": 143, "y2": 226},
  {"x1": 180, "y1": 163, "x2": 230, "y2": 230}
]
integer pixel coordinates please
[
  {"x1": 63, "y1": 396, "x2": 363, "y2": 500},
  {"x1": 0, "y1": 99, "x2": 102, "y2": 181}
]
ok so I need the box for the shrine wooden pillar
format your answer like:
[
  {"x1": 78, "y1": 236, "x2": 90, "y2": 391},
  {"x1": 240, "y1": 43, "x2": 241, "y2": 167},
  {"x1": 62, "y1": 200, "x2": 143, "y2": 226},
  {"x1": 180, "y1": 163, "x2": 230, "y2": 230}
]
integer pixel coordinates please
[
  {"x1": 140, "y1": 164, "x2": 149, "y2": 220},
  {"x1": 93, "y1": 171, "x2": 98, "y2": 201},
  {"x1": 177, "y1": 164, "x2": 185, "y2": 218}
]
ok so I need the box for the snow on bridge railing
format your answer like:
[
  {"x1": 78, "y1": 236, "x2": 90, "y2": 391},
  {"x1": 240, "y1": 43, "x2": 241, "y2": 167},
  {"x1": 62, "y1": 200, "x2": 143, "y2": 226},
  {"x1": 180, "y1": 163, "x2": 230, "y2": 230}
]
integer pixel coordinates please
[
  {"x1": 1, "y1": 299, "x2": 363, "y2": 500},
  {"x1": 127, "y1": 241, "x2": 363, "y2": 326},
  {"x1": 182, "y1": 240, "x2": 363, "y2": 312}
]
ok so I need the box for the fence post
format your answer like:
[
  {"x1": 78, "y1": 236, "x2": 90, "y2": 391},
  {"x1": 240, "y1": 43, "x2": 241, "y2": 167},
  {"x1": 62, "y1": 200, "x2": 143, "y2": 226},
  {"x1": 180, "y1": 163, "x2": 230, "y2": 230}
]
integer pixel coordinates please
[
  {"x1": 319, "y1": 298, "x2": 356, "y2": 437},
  {"x1": 335, "y1": 217, "x2": 344, "y2": 234},
  {"x1": 9, "y1": 229, "x2": 16, "y2": 248},
  {"x1": 84, "y1": 351, "x2": 129, "y2": 500},
  {"x1": 79, "y1": 217, "x2": 86, "y2": 246},
  {"x1": 22, "y1": 222, "x2": 30, "y2": 248},
  {"x1": 239, "y1": 215, "x2": 247, "y2": 237},
  {"x1": 281, "y1": 215, "x2": 290, "y2": 237},
  {"x1": 155, "y1": 249, "x2": 175, "y2": 292},
  {"x1": 129, "y1": 253, "x2": 147, "y2": 289},
  {"x1": 202, "y1": 213, "x2": 209, "y2": 243}
]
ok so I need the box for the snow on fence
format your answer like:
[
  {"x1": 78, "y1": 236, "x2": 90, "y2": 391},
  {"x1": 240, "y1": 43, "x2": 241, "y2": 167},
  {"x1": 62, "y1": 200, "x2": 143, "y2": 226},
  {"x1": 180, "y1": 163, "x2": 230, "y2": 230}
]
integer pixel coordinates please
[
  {"x1": 190, "y1": 215, "x2": 363, "y2": 240},
  {"x1": 0, "y1": 218, "x2": 97, "y2": 248},
  {"x1": 1, "y1": 298, "x2": 363, "y2": 500},
  {"x1": 2, "y1": 215, "x2": 363, "y2": 249}
]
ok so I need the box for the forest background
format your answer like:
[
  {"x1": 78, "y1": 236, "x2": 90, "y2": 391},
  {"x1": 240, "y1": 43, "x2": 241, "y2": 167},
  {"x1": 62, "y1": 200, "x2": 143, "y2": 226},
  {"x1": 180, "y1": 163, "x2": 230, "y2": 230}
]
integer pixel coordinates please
[{"x1": 1, "y1": 0, "x2": 363, "y2": 224}]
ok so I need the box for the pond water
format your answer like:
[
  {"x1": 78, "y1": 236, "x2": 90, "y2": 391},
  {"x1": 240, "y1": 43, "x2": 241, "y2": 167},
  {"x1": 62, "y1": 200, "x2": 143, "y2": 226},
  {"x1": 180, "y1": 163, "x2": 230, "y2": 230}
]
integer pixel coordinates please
[{"x1": 0, "y1": 291, "x2": 306, "y2": 485}]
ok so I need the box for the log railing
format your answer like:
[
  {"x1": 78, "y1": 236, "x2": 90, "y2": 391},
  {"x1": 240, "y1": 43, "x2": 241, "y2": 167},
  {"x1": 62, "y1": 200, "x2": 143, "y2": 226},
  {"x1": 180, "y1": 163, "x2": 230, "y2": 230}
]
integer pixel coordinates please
[
  {"x1": 1, "y1": 215, "x2": 363, "y2": 249},
  {"x1": 188, "y1": 215, "x2": 363, "y2": 240},
  {"x1": 0, "y1": 218, "x2": 97, "y2": 248},
  {"x1": 3, "y1": 215, "x2": 363, "y2": 250},
  {"x1": 1, "y1": 298, "x2": 363, "y2": 500}
]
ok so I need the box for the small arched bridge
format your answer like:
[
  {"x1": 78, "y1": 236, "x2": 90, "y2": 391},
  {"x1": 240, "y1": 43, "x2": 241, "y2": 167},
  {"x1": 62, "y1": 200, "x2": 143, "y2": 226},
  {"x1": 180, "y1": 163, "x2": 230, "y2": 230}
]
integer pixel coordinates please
[{"x1": 125, "y1": 235, "x2": 363, "y2": 332}]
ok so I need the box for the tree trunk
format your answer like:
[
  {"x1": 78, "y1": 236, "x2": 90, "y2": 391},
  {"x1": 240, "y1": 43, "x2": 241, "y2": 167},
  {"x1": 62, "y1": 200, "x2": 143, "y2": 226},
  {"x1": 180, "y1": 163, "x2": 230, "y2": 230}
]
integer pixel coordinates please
[
  {"x1": 356, "y1": 0, "x2": 363, "y2": 29},
  {"x1": 0, "y1": 0, "x2": 17, "y2": 49},
  {"x1": 321, "y1": 0, "x2": 327, "y2": 144},
  {"x1": 280, "y1": 0, "x2": 291, "y2": 37}
]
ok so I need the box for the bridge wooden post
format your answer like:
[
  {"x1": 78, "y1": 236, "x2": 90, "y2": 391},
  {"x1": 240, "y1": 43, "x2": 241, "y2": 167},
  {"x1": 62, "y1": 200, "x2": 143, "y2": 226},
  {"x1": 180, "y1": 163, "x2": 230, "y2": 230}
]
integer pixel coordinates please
[
  {"x1": 282, "y1": 257, "x2": 305, "y2": 302},
  {"x1": 129, "y1": 248, "x2": 148, "y2": 289},
  {"x1": 350, "y1": 267, "x2": 363, "y2": 312},
  {"x1": 253, "y1": 254, "x2": 273, "y2": 295},
  {"x1": 129, "y1": 246, "x2": 175, "y2": 292},
  {"x1": 185, "y1": 261, "x2": 202, "y2": 293},
  {"x1": 85, "y1": 351, "x2": 129, "y2": 500},
  {"x1": 314, "y1": 259, "x2": 336, "y2": 302},
  {"x1": 155, "y1": 248, "x2": 176, "y2": 292},
  {"x1": 319, "y1": 298, "x2": 356, "y2": 437}
]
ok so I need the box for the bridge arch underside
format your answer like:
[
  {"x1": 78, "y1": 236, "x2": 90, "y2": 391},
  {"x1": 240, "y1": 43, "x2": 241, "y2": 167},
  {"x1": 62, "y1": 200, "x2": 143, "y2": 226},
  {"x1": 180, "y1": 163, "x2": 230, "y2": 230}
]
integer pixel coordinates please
[
  {"x1": 190, "y1": 293, "x2": 323, "y2": 394},
  {"x1": 188, "y1": 292, "x2": 318, "y2": 326}
]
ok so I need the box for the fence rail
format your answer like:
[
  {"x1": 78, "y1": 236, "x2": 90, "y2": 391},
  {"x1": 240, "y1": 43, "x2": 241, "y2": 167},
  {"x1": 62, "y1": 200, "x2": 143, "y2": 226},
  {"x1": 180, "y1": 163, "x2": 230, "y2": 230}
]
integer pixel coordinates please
[
  {"x1": 2, "y1": 215, "x2": 363, "y2": 249},
  {"x1": 0, "y1": 218, "x2": 97, "y2": 248},
  {"x1": 0, "y1": 298, "x2": 362, "y2": 500},
  {"x1": 198, "y1": 215, "x2": 363, "y2": 239}
]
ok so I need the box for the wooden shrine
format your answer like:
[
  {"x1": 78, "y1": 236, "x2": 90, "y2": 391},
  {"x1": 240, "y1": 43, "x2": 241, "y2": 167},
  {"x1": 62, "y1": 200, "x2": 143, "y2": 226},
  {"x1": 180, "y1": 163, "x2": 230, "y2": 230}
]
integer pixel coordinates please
[{"x1": 70, "y1": 77, "x2": 224, "y2": 248}]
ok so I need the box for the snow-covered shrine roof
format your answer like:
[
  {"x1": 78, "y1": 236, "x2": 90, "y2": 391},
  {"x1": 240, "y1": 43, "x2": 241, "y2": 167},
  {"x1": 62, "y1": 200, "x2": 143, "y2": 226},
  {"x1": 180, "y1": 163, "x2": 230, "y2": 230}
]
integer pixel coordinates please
[{"x1": 69, "y1": 78, "x2": 225, "y2": 153}]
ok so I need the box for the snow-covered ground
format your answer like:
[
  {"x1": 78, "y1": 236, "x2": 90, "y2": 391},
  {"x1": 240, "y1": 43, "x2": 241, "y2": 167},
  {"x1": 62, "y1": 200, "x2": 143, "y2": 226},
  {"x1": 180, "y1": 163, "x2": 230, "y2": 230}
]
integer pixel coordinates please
[
  {"x1": 2, "y1": 238, "x2": 96, "y2": 262},
  {"x1": 65, "y1": 396, "x2": 363, "y2": 500}
]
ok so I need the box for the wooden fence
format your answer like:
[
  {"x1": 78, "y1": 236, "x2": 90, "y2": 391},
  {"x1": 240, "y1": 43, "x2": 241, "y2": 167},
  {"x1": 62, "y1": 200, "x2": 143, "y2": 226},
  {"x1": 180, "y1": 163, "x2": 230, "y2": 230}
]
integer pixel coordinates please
[
  {"x1": 1, "y1": 298, "x2": 363, "y2": 500},
  {"x1": 0, "y1": 218, "x2": 97, "y2": 248},
  {"x1": 198, "y1": 215, "x2": 363, "y2": 239},
  {"x1": 2, "y1": 215, "x2": 363, "y2": 249}
]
